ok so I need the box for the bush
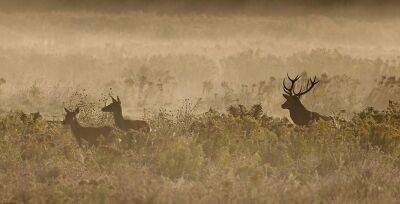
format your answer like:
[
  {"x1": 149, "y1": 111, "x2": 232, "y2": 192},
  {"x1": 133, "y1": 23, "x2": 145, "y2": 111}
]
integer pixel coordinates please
[{"x1": 157, "y1": 137, "x2": 205, "y2": 180}]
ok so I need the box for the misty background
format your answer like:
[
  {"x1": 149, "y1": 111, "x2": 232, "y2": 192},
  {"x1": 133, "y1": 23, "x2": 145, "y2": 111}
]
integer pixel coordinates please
[{"x1": 0, "y1": 0, "x2": 400, "y2": 121}]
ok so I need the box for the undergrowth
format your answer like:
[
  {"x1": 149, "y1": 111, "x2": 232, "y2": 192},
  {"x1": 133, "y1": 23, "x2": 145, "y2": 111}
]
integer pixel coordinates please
[{"x1": 0, "y1": 101, "x2": 400, "y2": 203}]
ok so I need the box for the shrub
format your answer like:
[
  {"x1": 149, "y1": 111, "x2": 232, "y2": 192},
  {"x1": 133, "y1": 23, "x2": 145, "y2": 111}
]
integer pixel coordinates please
[{"x1": 157, "y1": 137, "x2": 205, "y2": 180}]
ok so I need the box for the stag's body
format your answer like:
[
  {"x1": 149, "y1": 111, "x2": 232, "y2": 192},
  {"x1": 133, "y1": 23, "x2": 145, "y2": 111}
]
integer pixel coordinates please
[
  {"x1": 282, "y1": 74, "x2": 332, "y2": 126},
  {"x1": 63, "y1": 108, "x2": 113, "y2": 147},
  {"x1": 102, "y1": 96, "x2": 150, "y2": 133},
  {"x1": 286, "y1": 103, "x2": 331, "y2": 126}
]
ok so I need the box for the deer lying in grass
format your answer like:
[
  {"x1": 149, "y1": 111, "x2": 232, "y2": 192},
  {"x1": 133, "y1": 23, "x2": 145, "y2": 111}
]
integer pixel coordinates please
[
  {"x1": 20, "y1": 111, "x2": 63, "y2": 127},
  {"x1": 63, "y1": 107, "x2": 113, "y2": 147},
  {"x1": 227, "y1": 104, "x2": 263, "y2": 119},
  {"x1": 282, "y1": 74, "x2": 332, "y2": 126},
  {"x1": 102, "y1": 96, "x2": 150, "y2": 133},
  {"x1": 20, "y1": 112, "x2": 43, "y2": 124}
]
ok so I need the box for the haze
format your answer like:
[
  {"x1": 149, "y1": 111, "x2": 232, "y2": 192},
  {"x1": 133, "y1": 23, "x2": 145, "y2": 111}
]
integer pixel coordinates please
[{"x1": 0, "y1": 0, "x2": 399, "y2": 119}]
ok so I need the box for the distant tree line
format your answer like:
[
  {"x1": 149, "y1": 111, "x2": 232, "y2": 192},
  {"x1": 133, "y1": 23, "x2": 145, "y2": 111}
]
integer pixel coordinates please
[{"x1": 0, "y1": 0, "x2": 398, "y2": 16}]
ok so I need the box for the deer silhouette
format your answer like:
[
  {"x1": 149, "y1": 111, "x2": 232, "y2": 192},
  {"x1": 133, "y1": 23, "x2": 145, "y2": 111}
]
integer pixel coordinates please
[
  {"x1": 63, "y1": 107, "x2": 113, "y2": 147},
  {"x1": 282, "y1": 74, "x2": 332, "y2": 125},
  {"x1": 102, "y1": 96, "x2": 150, "y2": 133}
]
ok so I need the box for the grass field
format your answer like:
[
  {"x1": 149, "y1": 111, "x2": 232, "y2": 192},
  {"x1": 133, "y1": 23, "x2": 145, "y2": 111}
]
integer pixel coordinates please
[{"x1": 1, "y1": 10, "x2": 400, "y2": 203}]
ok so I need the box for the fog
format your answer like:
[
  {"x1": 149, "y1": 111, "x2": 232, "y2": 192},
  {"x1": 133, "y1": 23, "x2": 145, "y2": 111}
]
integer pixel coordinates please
[{"x1": 0, "y1": 2, "x2": 400, "y2": 120}]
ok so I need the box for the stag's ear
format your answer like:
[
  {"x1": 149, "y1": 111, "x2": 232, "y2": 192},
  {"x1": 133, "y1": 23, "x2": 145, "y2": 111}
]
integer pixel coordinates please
[
  {"x1": 64, "y1": 108, "x2": 70, "y2": 113},
  {"x1": 75, "y1": 107, "x2": 80, "y2": 114},
  {"x1": 283, "y1": 94, "x2": 290, "y2": 99},
  {"x1": 117, "y1": 96, "x2": 121, "y2": 103}
]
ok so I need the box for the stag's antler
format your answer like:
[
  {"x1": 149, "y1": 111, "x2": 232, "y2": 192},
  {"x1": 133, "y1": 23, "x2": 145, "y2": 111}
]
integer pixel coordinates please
[
  {"x1": 283, "y1": 74, "x2": 301, "y2": 96},
  {"x1": 283, "y1": 74, "x2": 319, "y2": 97},
  {"x1": 295, "y1": 76, "x2": 319, "y2": 97}
]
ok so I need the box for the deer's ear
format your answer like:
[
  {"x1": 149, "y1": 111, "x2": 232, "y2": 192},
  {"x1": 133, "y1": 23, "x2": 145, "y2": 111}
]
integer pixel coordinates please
[
  {"x1": 283, "y1": 94, "x2": 290, "y2": 99},
  {"x1": 64, "y1": 108, "x2": 70, "y2": 113},
  {"x1": 117, "y1": 96, "x2": 121, "y2": 103},
  {"x1": 75, "y1": 107, "x2": 80, "y2": 114},
  {"x1": 110, "y1": 96, "x2": 116, "y2": 103}
]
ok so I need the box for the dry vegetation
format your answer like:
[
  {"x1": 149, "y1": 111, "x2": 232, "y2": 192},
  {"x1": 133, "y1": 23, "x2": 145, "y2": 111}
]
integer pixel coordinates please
[{"x1": 1, "y1": 10, "x2": 400, "y2": 203}]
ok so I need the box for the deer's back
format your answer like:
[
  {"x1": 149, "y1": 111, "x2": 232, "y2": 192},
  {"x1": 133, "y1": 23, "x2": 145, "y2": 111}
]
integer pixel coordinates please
[
  {"x1": 311, "y1": 112, "x2": 333, "y2": 122},
  {"x1": 290, "y1": 111, "x2": 332, "y2": 126},
  {"x1": 74, "y1": 126, "x2": 113, "y2": 144},
  {"x1": 123, "y1": 119, "x2": 150, "y2": 133}
]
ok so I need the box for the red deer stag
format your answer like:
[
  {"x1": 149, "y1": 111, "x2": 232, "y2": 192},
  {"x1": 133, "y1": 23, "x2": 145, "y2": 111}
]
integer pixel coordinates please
[
  {"x1": 63, "y1": 107, "x2": 113, "y2": 147},
  {"x1": 282, "y1": 74, "x2": 332, "y2": 125},
  {"x1": 102, "y1": 96, "x2": 150, "y2": 133}
]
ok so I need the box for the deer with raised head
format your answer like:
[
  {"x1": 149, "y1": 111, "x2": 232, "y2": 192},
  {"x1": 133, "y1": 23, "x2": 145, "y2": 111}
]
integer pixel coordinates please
[
  {"x1": 282, "y1": 74, "x2": 332, "y2": 126},
  {"x1": 102, "y1": 96, "x2": 150, "y2": 133},
  {"x1": 63, "y1": 107, "x2": 113, "y2": 147}
]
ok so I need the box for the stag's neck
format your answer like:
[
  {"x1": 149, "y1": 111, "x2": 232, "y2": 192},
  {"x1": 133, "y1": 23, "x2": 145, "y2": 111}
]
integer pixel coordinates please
[
  {"x1": 288, "y1": 102, "x2": 313, "y2": 124},
  {"x1": 112, "y1": 110, "x2": 125, "y2": 128},
  {"x1": 289, "y1": 103, "x2": 309, "y2": 116}
]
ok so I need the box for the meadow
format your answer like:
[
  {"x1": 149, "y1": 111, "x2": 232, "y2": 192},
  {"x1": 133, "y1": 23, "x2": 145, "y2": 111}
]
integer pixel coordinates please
[{"x1": 1, "y1": 11, "x2": 400, "y2": 203}]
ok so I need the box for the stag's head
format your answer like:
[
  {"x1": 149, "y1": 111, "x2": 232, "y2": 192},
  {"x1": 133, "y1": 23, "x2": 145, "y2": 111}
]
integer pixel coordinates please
[
  {"x1": 282, "y1": 74, "x2": 319, "y2": 110},
  {"x1": 102, "y1": 95, "x2": 122, "y2": 113},
  {"x1": 63, "y1": 107, "x2": 79, "y2": 125}
]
